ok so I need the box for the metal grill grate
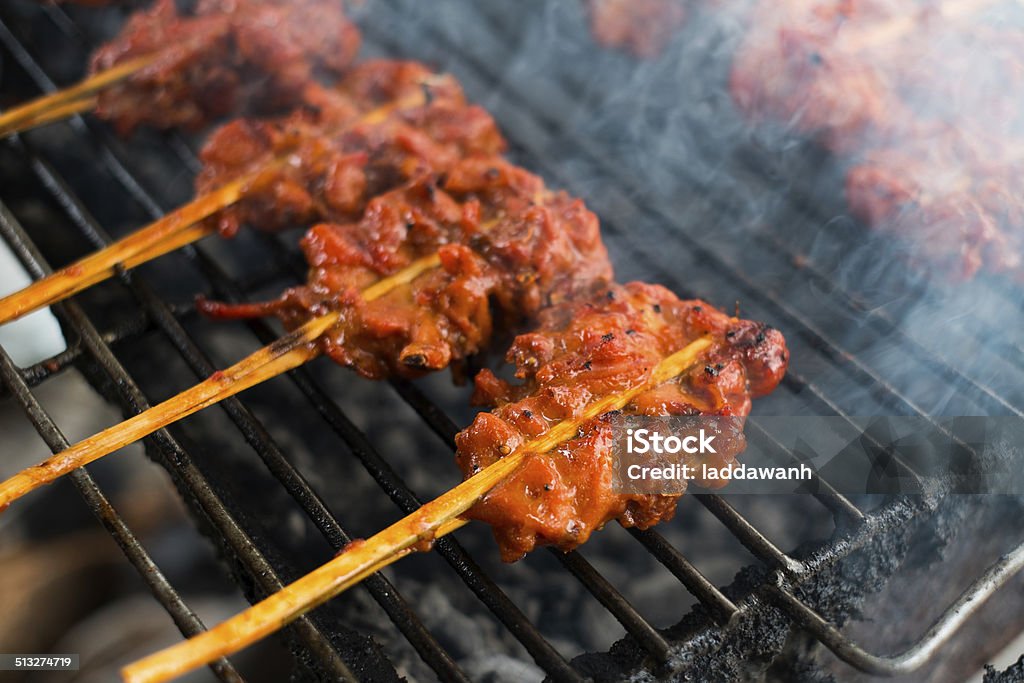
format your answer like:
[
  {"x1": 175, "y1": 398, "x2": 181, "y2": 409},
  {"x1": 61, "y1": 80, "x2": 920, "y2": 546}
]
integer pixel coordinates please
[{"x1": 1, "y1": 1, "x2": 1022, "y2": 681}]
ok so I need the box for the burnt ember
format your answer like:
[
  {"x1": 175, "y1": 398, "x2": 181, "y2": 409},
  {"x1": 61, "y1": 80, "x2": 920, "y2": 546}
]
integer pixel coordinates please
[
  {"x1": 456, "y1": 281, "x2": 788, "y2": 561},
  {"x1": 89, "y1": 0, "x2": 361, "y2": 133}
]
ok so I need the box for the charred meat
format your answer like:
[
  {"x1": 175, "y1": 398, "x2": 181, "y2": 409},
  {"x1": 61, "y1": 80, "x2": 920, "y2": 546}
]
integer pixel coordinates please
[
  {"x1": 90, "y1": 0, "x2": 361, "y2": 133},
  {"x1": 199, "y1": 157, "x2": 613, "y2": 380},
  {"x1": 196, "y1": 60, "x2": 506, "y2": 237},
  {"x1": 456, "y1": 281, "x2": 789, "y2": 561}
]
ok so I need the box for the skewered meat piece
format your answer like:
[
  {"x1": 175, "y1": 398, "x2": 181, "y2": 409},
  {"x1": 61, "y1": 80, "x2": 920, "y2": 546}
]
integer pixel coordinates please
[
  {"x1": 731, "y1": 0, "x2": 1024, "y2": 279},
  {"x1": 90, "y1": 0, "x2": 361, "y2": 133},
  {"x1": 729, "y1": 0, "x2": 911, "y2": 150},
  {"x1": 584, "y1": 0, "x2": 689, "y2": 58},
  {"x1": 456, "y1": 281, "x2": 788, "y2": 561},
  {"x1": 197, "y1": 60, "x2": 507, "y2": 237},
  {"x1": 845, "y1": 137, "x2": 1024, "y2": 279},
  {"x1": 199, "y1": 156, "x2": 614, "y2": 380}
]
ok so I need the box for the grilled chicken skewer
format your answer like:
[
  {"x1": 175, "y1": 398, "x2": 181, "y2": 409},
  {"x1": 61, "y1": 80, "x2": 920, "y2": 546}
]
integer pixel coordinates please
[
  {"x1": 120, "y1": 284, "x2": 789, "y2": 683},
  {"x1": 731, "y1": 0, "x2": 1021, "y2": 278},
  {"x1": 731, "y1": 0, "x2": 1007, "y2": 150},
  {"x1": 0, "y1": 62, "x2": 505, "y2": 326},
  {"x1": 122, "y1": 337, "x2": 714, "y2": 683},
  {"x1": 0, "y1": 160, "x2": 612, "y2": 507},
  {"x1": 0, "y1": 0, "x2": 361, "y2": 138}
]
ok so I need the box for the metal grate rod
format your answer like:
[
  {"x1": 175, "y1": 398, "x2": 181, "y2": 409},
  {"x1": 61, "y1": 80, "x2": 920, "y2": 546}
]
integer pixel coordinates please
[
  {"x1": 696, "y1": 494, "x2": 805, "y2": 576},
  {"x1": 0, "y1": 199, "x2": 360, "y2": 682},
  {"x1": 14, "y1": 131, "x2": 470, "y2": 683},
  {"x1": 0, "y1": 336, "x2": 244, "y2": 683},
  {"x1": 768, "y1": 540, "x2": 1024, "y2": 676},
  {"x1": 628, "y1": 528, "x2": 739, "y2": 626}
]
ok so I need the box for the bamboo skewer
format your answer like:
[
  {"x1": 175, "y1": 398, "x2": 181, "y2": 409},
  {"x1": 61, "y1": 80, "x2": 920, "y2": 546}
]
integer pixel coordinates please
[
  {"x1": 120, "y1": 335, "x2": 715, "y2": 683},
  {"x1": 0, "y1": 88, "x2": 436, "y2": 327},
  {"x1": 1, "y1": 96, "x2": 97, "y2": 137},
  {"x1": 0, "y1": 251, "x2": 442, "y2": 510},
  {"x1": 0, "y1": 53, "x2": 158, "y2": 138},
  {"x1": 0, "y1": 173, "x2": 254, "y2": 326}
]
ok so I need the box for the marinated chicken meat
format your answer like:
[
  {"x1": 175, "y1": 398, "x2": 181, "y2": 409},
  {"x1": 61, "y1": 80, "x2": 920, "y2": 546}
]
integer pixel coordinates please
[
  {"x1": 196, "y1": 60, "x2": 506, "y2": 237},
  {"x1": 456, "y1": 281, "x2": 789, "y2": 561},
  {"x1": 845, "y1": 135, "x2": 1024, "y2": 277},
  {"x1": 584, "y1": 0, "x2": 690, "y2": 58},
  {"x1": 731, "y1": 0, "x2": 1024, "y2": 279},
  {"x1": 199, "y1": 157, "x2": 613, "y2": 379},
  {"x1": 90, "y1": 0, "x2": 361, "y2": 133}
]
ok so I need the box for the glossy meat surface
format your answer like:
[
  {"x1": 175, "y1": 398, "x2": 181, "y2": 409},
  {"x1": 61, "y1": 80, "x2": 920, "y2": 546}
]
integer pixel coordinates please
[
  {"x1": 200, "y1": 157, "x2": 613, "y2": 380},
  {"x1": 196, "y1": 61, "x2": 506, "y2": 237},
  {"x1": 456, "y1": 282, "x2": 788, "y2": 561},
  {"x1": 90, "y1": 0, "x2": 360, "y2": 133}
]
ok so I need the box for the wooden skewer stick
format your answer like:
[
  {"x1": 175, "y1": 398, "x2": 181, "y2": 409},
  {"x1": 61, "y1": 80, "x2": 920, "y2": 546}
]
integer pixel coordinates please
[
  {"x1": 0, "y1": 87, "x2": 438, "y2": 327},
  {"x1": 0, "y1": 53, "x2": 159, "y2": 138},
  {"x1": 0, "y1": 252, "x2": 442, "y2": 510},
  {"x1": 1, "y1": 96, "x2": 97, "y2": 137},
  {"x1": 0, "y1": 173, "x2": 254, "y2": 326},
  {"x1": 120, "y1": 336, "x2": 715, "y2": 683}
]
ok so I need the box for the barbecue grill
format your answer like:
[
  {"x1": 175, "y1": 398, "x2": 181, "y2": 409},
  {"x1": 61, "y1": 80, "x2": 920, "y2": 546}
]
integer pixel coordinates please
[{"x1": 1, "y1": 0, "x2": 1023, "y2": 681}]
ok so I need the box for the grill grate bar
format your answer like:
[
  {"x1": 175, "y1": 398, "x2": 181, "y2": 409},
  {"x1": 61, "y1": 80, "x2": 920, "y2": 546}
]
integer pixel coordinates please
[
  {"x1": 743, "y1": 419, "x2": 866, "y2": 526},
  {"x1": 628, "y1": 528, "x2": 738, "y2": 626},
  {"x1": 11, "y1": 133, "x2": 471, "y2": 683},
  {"x1": 557, "y1": 550, "x2": 672, "y2": 660},
  {"x1": 3, "y1": 310, "x2": 148, "y2": 390},
  {"x1": 0, "y1": 187, "x2": 360, "y2": 682},
  {"x1": 696, "y1": 494, "x2": 805, "y2": 576},
  {"x1": 750, "y1": 231, "x2": 1024, "y2": 406},
  {"x1": 0, "y1": 328, "x2": 244, "y2": 683},
  {"x1": 779, "y1": 371, "x2": 924, "y2": 487},
  {"x1": 767, "y1": 539, "x2": 1024, "y2": 676}
]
